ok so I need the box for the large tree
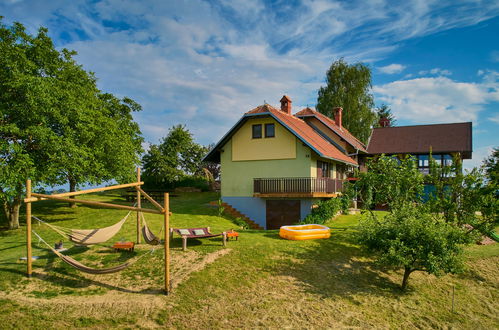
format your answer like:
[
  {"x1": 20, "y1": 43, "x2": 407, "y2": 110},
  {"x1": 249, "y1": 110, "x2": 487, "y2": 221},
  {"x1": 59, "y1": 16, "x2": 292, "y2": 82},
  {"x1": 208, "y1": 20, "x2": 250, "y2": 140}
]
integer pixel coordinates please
[
  {"x1": 0, "y1": 20, "x2": 142, "y2": 227},
  {"x1": 316, "y1": 58, "x2": 377, "y2": 143},
  {"x1": 142, "y1": 125, "x2": 208, "y2": 188}
]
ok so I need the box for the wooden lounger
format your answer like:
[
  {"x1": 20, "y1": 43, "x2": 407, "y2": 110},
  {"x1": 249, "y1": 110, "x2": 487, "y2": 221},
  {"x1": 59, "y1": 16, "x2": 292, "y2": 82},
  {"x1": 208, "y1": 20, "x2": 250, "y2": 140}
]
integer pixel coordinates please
[{"x1": 170, "y1": 227, "x2": 227, "y2": 251}]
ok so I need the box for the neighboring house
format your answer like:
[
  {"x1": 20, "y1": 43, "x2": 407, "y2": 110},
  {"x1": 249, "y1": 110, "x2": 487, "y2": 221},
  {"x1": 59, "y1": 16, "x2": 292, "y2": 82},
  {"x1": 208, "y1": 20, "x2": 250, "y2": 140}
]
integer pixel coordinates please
[
  {"x1": 204, "y1": 96, "x2": 473, "y2": 229},
  {"x1": 203, "y1": 96, "x2": 366, "y2": 229},
  {"x1": 366, "y1": 121, "x2": 472, "y2": 175}
]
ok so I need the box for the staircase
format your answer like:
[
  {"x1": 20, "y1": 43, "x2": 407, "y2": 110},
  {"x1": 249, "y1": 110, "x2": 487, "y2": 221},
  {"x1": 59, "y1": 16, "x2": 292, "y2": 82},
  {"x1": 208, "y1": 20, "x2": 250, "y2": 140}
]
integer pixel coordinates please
[{"x1": 210, "y1": 201, "x2": 264, "y2": 230}]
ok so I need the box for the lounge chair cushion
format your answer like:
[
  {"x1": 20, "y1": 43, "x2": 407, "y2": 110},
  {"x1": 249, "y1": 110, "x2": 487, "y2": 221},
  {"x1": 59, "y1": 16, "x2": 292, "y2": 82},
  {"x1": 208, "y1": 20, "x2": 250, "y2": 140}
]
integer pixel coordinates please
[
  {"x1": 193, "y1": 229, "x2": 206, "y2": 236},
  {"x1": 178, "y1": 229, "x2": 190, "y2": 236}
]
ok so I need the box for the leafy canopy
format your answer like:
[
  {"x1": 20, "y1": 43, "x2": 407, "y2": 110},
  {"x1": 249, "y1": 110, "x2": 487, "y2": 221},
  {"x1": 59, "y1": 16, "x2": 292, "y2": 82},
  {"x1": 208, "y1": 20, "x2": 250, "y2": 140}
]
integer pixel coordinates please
[
  {"x1": 316, "y1": 58, "x2": 377, "y2": 143},
  {"x1": 0, "y1": 19, "x2": 142, "y2": 227},
  {"x1": 354, "y1": 155, "x2": 484, "y2": 290},
  {"x1": 142, "y1": 125, "x2": 208, "y2": 188}
]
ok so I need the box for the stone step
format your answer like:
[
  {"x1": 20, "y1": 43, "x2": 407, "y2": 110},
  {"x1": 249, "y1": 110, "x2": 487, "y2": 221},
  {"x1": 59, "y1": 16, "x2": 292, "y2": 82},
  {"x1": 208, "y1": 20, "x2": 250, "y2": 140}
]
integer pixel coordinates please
[{"x1": 214, "y1": 201, "x2": 264, "y2": 230}]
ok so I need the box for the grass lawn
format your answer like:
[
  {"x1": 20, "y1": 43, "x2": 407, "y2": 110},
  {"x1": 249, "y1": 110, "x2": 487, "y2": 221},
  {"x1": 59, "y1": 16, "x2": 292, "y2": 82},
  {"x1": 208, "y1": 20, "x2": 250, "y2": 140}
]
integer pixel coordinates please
[{"x1": 0, "y1": 192, "x2": 497, "y2": 328}]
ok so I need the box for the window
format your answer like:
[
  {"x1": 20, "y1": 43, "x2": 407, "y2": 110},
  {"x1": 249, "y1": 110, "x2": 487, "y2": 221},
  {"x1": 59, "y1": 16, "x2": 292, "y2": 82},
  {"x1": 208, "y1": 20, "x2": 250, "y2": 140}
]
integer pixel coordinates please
[
  {"x1": 418, "y1": 155, "x2": 429, "y2": 168},
  {"x1": 317, "y1": 161, "x2": 330, "y2": 178},
  {"x1": 418, "y1": 155, "x2": 429, "y2": 175},
  {"x1": 265, "y1": 123, "x2": 275, "y2": 138},
  {"x1": 442, "y1": 154, "x2": 453, "y2": 167},
  {"x1": 252, "y1": 124, "x2": 262, "y2": 138}
]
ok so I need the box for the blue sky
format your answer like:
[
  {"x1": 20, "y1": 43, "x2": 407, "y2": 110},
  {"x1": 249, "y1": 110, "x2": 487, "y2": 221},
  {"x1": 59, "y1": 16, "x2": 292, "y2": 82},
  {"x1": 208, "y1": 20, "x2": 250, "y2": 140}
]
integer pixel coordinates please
[{"x1": 2, "y1": 0, "x2": 498, "y2": 170}]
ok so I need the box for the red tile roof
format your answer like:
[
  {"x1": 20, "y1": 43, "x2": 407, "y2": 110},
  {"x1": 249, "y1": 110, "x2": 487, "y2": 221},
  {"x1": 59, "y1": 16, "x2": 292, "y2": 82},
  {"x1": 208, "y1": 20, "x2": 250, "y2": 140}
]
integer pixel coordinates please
[
  {"x1": 246, "y1": 104, "x2": 358, "y2": 165},
  {"x1": 294, "y1": 107, "x2": 367, "y2": 152},
  {"x1": 367, "y1": 122, "x2": 472, "y2": 159}
]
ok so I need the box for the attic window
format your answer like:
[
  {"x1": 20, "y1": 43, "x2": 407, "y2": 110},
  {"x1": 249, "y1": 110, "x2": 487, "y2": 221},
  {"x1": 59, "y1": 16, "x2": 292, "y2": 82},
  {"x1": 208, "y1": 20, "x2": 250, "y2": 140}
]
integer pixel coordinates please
[
  {"x1": 265, "y1": 123, "x2": 275, "y2": 138},
  {"x1": 252, "y1": 124, "x2": 262, "y2": 139}
]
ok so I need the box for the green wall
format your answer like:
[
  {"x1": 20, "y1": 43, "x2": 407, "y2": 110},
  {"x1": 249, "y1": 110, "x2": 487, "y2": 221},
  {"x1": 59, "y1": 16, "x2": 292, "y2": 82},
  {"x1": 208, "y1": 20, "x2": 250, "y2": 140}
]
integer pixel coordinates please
[{"x1": 221, "y1": 138, "x2": 313, "y2": 197}]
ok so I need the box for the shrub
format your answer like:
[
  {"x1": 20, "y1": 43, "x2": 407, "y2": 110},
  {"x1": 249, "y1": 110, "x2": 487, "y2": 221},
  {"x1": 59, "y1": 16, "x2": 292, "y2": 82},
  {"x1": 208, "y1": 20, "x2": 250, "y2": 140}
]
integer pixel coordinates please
[
  {"x1": 302, "y1": 198, "x2": 342, "y2": 224},
  {"x1": 174, "y1": 176, "x2": 210, "y2": 191}
]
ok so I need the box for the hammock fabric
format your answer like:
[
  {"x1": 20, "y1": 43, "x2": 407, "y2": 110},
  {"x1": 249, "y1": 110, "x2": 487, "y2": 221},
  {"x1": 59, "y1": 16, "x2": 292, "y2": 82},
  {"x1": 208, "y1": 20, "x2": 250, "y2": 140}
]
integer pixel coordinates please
[
  {"x1": 142, "y1": 224, "x2": 161, "y2": 245},
  {"x1": 32, "y1": 231, "x2": 131, "y2": 275},
  {"x1": 33, "y1": 211, "x2": 132, "y2": 246},
  {"x1": 141, "y1": 213, "x2": 162, "y2": 245},
  {"x1": 53, "y1": 248, "x2": 131, "y2": 274},
  {"x1": 69, "y1": 215, "x2": 129, "y2": 245}
]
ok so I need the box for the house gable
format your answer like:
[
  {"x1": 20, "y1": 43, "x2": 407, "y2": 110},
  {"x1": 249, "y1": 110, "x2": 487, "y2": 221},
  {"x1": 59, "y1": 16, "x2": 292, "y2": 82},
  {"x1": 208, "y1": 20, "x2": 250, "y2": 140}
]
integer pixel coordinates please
[{"x1": 232, "y1": 117, "x2": 296, "y2": 161}]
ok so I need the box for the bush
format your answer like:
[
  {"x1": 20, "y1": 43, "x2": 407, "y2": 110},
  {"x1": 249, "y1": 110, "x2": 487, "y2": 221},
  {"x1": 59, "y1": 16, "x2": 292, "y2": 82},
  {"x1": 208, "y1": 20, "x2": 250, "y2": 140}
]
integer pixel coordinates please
[
  {"x1": 302, "y1": 198, "x2": 342, "y2": 224},
  {"x1": 143, "y1": 175, "x2": 210, "y2": 191},
  {"x1": 174, "y1": 176, "x2": 210, "y2": 191}
]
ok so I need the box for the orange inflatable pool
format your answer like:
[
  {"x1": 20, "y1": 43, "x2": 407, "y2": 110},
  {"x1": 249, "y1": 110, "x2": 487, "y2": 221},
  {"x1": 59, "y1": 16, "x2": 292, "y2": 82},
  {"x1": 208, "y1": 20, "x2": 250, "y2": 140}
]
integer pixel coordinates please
[{"x1": 279, "y1": 224, "x2": 331, "y2": 240}]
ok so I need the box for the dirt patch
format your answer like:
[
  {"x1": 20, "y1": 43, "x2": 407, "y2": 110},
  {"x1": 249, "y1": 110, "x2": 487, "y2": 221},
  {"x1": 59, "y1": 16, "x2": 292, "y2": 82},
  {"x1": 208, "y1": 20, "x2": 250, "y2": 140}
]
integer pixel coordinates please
[
  {"x1": 171, "y1": 248, "x2": 231, "y2": 289},
  {"x1": 0, "y1": 247, "x2": 232, "y2": 317}
]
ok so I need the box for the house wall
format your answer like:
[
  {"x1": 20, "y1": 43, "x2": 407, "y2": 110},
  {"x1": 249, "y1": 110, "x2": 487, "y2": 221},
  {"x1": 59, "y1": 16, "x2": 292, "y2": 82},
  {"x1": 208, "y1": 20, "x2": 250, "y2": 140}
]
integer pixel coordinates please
[
  {"x1": 221, "y1": 138, "x2": 312, "y2": 197},
  {"x1": 222, "y1": 196, "x2": 315, "y2": 229},
  {"x1": 232, "y1": 117, "x2": 296, "y2": 161}
]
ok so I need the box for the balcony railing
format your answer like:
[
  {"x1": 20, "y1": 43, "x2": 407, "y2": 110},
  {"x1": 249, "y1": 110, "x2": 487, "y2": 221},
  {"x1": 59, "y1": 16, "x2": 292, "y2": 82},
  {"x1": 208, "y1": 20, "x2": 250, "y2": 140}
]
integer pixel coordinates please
[{"x1": 253, "y1": 177, "x2": 343, "y2": 195}]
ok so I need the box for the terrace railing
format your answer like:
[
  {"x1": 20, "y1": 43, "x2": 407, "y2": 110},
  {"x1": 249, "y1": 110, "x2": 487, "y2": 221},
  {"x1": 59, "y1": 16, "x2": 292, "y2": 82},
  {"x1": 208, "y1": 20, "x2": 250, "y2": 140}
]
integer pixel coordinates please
[{"x1": 253, "y1": 177, "x2": 343, "y2": 194}]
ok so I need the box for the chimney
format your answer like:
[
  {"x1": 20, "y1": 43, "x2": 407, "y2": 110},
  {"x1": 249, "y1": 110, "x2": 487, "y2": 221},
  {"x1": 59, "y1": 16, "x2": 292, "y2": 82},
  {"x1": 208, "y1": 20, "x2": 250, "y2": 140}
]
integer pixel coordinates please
[
  {"x1": 379, "y1": 117, "x2": 390, "y2": 127},
  {"x1": 333, "y1": 107, "x2": 343, "y2": 129},
  {"x1": 280, "y1": 95, "x2": 292, "y2": 114}
]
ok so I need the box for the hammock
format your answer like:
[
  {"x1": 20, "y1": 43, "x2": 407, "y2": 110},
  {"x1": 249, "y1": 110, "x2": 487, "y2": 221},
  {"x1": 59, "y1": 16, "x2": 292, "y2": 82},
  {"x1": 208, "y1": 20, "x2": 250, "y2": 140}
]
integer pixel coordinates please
[
  {"x1": 141, "y1": 213, "x2": 162, "y2": 245},
  {"x1": 32, "y1": 230, "x2": 131, "y2": 274},
  {"x1": 33, "y1": 210, "x2": 133, "y2": 245}
]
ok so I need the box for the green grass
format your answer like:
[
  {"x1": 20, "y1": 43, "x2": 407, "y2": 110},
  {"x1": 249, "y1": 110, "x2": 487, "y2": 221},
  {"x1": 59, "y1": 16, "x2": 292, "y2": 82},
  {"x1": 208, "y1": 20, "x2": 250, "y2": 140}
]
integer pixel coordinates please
[{"x1": 0, "y1": 192, "x2": 497, "y2": 328}]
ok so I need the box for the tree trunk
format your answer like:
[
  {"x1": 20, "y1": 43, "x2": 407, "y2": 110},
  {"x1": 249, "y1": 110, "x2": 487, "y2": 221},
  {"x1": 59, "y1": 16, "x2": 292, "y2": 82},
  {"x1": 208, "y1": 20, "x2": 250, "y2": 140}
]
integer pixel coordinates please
[
  {"x1": 3, "y1": 198, "x2": 21, "y2": 230},
  {"x1": 401, "y1": 267, "x2": 413, "y2": 290},
  {"x1": 69, "y1": 178, "x2": 77, "y2": 208}
]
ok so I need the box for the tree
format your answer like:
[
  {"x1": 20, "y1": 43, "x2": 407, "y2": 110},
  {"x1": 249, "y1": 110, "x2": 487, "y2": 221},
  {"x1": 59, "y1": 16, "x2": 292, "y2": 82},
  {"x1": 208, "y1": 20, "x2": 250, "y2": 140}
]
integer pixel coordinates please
[
  {"x1": 353, "y1": 155, "x2": 424, "y2": 211},
  {"x1": 142, "y1": 125, "x2": 208, "y2": 188},
  {"x1": 359, "y1": 206, "x2": 469, "y2": 290},
  {"x1": 375, "y1": 104, "x2": 396, "y2": 127},
  {"x1": 354, "y1": 155, "x2": 474, "y2": 290},
  {"x1": 482, "y1": 147, "x2": 498, "y2": 188},
  {"x1": 316, "y1": 58, "x2": 377, "y2": 143},
  {"x1": 0, "y1": 19, "x2": 143, "y2": 227},
  {"x1": 426, "y1": 154, "x2": 497, "y2": 238}
]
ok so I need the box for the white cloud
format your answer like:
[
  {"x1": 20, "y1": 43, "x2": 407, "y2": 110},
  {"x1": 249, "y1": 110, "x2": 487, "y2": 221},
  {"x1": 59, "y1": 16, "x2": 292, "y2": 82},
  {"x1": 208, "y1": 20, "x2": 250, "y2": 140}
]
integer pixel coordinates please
[
  {"x1": 2, "y1": 0, "x2": 499, "y2": 145},
  {"x1": 418, "y1": 68, "x2": 452, "y2": 76},
  {"x1": 378, "y1": 64, "x2": 406, "y2": 74},
  {"x1": 463, "y1": 145, "x2": 495, "y2": 172},
  {"x1": 489, "y1": 113, "x2": 499, "y2": 124},
  {"x1": 373, "y1": 74, "x2": 499, "y2": 124}
]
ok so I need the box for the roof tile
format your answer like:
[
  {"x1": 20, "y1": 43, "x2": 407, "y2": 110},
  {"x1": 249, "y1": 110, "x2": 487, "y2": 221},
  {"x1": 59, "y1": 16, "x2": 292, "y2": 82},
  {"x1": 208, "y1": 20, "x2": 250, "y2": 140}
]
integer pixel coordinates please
[{"x1": 295, "y1": 107, "x2": 367, "y2": 152}]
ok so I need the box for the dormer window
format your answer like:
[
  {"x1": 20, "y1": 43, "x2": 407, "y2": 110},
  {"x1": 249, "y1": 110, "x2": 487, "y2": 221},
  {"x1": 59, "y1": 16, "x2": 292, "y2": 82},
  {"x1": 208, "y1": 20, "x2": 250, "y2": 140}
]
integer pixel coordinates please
[
  {"x1": 252, "y1": 124, "x2": 262, "y2": 138},
  {"x1": 265, "y1": 123, "x2": 275, "y2": 138}
]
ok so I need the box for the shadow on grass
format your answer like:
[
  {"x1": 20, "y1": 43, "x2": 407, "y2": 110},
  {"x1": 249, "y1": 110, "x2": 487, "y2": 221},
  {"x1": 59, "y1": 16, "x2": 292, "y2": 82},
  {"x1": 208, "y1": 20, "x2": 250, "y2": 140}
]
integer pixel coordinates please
[{"x1": 272, "y1": 229, "x2": 403, "y2": 299}]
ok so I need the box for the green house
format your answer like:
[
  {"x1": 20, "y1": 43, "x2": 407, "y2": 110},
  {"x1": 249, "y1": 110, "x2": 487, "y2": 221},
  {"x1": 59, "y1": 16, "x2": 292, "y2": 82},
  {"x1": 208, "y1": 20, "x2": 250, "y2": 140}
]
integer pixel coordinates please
[{"x1": 203, "y1": 96, "x2": 366, "y2": 229}]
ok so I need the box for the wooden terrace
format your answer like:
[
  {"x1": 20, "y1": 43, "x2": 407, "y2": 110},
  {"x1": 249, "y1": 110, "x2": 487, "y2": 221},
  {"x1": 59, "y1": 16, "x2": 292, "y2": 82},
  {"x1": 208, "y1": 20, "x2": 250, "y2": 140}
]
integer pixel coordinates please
[{"x1": 253, "y1": 177, "x2": 343, "y2": 198}]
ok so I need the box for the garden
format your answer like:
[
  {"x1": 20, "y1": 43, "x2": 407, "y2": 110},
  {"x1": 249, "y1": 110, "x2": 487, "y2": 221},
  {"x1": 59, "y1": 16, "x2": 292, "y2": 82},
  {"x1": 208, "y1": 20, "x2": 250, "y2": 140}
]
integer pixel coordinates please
[{"x1": 0, "y1": 191, "x2": 497, "y2": 328}]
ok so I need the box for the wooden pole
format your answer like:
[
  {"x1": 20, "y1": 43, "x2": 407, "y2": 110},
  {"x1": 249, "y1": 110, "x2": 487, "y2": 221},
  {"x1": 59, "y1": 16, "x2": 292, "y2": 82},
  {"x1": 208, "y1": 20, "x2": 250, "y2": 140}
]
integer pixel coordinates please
[
  {"x1": 136, "y1": 168, "x2": 141, "y2": 244},
  {"x1": 27, "y1": 193, "x2": 163, "y2": 215},
  {"x1": 164, "y1": 193, "x2": 170, "y2": 294},
  {"x1": 26, "y1": 179, "x2": 32, "y2": 277},
  {"x1": 135, "y1": 187, "x2": 164, "y2": 211},
  {"x1": 23, "y1": 182, "x2": 144, "y2": 202}
]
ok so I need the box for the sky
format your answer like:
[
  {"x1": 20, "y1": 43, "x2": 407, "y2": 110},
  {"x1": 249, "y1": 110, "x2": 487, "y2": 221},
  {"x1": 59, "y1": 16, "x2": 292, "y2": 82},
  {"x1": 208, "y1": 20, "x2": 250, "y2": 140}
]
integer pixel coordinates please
[{"x1": 1, "y1": 0, "x2": 498, "y2": 171}]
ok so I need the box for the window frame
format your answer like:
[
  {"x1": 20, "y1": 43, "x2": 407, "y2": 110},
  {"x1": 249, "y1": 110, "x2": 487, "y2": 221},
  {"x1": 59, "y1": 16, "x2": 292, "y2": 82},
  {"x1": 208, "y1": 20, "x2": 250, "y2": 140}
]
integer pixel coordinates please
[
  {"x1": 264, "y1": 123, "x2": 275, "y2": 138},
  {"x1": 252, "y1": 124, "x2": 262, "y2": 139}
]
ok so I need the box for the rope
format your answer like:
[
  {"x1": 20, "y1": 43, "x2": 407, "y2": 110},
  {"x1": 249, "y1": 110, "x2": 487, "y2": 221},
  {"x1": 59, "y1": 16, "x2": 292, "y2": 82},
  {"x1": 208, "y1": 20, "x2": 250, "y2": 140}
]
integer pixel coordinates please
[
  {"x1": 141, "y1": 212, "x2": 164, "y2": 237},
  {"x1": 32, "y1": 230, "x2": 159, "y2": 269},
  {"x1": 32, "y1": 203, "x2": 137, "y2": 241}
]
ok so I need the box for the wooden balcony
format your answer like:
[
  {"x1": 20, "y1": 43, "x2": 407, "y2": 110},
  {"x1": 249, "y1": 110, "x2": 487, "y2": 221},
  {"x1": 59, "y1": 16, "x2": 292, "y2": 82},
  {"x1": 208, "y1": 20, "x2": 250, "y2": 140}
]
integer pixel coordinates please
[{"x1": 253, "y1": 177, "x2": 343, "y2": 198}]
